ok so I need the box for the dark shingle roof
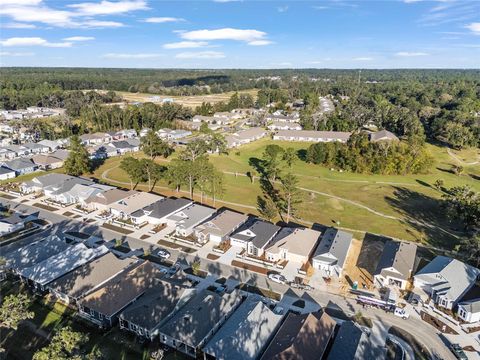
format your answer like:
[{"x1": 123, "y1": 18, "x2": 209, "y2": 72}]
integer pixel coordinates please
[
  {"x1": 374, "y1": 240, "x2": 417, "y2": 280},
  {"x1": 132, "y1": 198, "x2": 192, "y2": 220},
  {"x1": 231, "y1": 218, "x2": 281, "y2": 249}
]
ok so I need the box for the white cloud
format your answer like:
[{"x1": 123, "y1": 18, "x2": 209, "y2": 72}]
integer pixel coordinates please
[
  {"x1": 465, "y1": 22, "x2": 480, "y2": 35},
  {"x1": 67, "y1": 0, "x2": 148, "y2": 16},
  {"x1": 181, "y1": 28, "x2": 267, "y2": 43},
  {"x1": 0, "y1": 37, "x2": 72, "y2": 47},
  {"x1": 0, "y1": 3, "x2": 74, "y2": 27},
  {"x1": 395, "y1": 51, "x2": 429, "y2": 57},
  {"x1": 277, "y1": 6, "x2": 288, "y2": 12},
  {"x1": 144, "y1": 17, "x2": 184, "y2": 23},
  {"x1": 248, "y1": 40, "x2": 273, "y2": 46},
  {"x1": 82, "y1": 20, "x2": 124, "y2": 28},
  {"x1": 2, "y1": 22, "x2": 37, "y2": 29},
  {"x1": 63, "y1": 36, "x2": 95, "y2": 41},
  {"x1": 163, "y1": 41, "x2": 209, "y2": 49},
  {"x1": 353, "y1": 57, "x2": 373, "y2": 61},
  {"x1": 0, "y1": 51, "x2": 35, "y2": 56},
  {"x1": 102, "y1": 53, "x2": 164, "y2": 59},
  {"x1": 313, "y1": 6, "x2": 329, "y2": 10},
  {"x1": 175, "y1": 51, "x2": 225, "y2": 59}
]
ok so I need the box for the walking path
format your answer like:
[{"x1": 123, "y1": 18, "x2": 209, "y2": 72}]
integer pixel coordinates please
[{"x1": 447, "y1": 148, "x2": 479, "y2": 166}]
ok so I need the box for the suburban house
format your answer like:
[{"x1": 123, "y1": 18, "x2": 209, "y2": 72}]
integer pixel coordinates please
[
  {"x1": 84, "y1": 189, "x2": 137, "y2": 212},
  {"x1": 192, "y1": 115, "x2": 217, "y2": 123},
  {"x1": 116, "y1": 129, "x2": 137, "y2": 139},
  {"x1": 109, "y1": 192, "x2": 163, "y2": 219},
  {"x1": 272, "y1": 130, "x2": 351, "y2": 143},
  {"x1": 51, "y1": 182, "x2": 114, "y2": 205},
  {"x1": 38, "y1": 139, "x2": 61, "y2": 152},
  {"x1": 265, "y1": 114, "x2": 300, "y2": 123},
  {"x1": 48, "y1": 253, "x2": 139, "y2": 305},
  {"x1": 229, "y1": 218, "x2": 280, "y2": 257},
  {"x1": 327, "y1": 321, "x2": 383, "y2": 360},
  {"x1": 119, "y1": 278, "x2": 195, "y2": 340},
  {"x1": 265, "y1": 227, "x2": 321, "y2": 266},
  {"x1": 23, "y1": 142, "x2": 50, "y2": 154},
  {"x1": 312, "y1": 228, "x2": 353, "y2": 278},
  {"x1": 225, "y1": 127, "x2": 267, "y2": 148},
  {"x1": 0, "y1": 167, "x2": 15, "y2": 181},
  {"x1": 203, "y1": 299, "x2": 284, "y2": 360},
  {"x1": 50, "y1": 149, "x2": 70, "y2": 162},
  {"x1": 0, "y1": 213, "x2": 28, "y2": 235},
  {"x1": 21, "y1": 173, "x2": 74, "y2": 194},
  {"x1": 194, "y1": 209, "x2": 248, "y2": 244},
  {"x1": 373, "y1": 240, "x2": 417, "y2": 290},
  {"x1": 18, "y1": 244, "x2": 109, "y2": 291},
  {"x1": 166, "y1": 204, "x2": 217, "y2": 237},
  {"x1": 158, "y1": 290, "x2": 243, "y2": 358},
  {"x1": 413, "y1": 256, "x2": 480, "y2": 310},
  {"x1": 1, "y1": 158, "x2": 38, "y2": 176},
  {"x1": 4, "y1": 234, "x2": 69, "y2": 273},
  {"x1": 267, "y1": 122, "x2": 302, "y2": 131},
  {"x1": 369, "y1": 130, "x2": 399, "y2": 142},
  {"x1": 87, "y1": 145, "x2": 110, "y2": 159},
  {"x1": 31, "y1": 154, "x2": 64, "y2": 170},
  {"x1": 80, "y1": 133, "x2": 111, "y2": 145},
  {"x1": 457, "y1": 283, "x2": 480, "y2": 323},
  {"x1": 157, "y1": 129, "x2": 192, "y2": 141},
  {"x1": 260, "y1": 311, "x2": 336, "y2": 360},
  {"x1": 214, "y1": 111, "x2": 242, "y2": 121},
  {"x1": 0, "y1": 148, "x2": 16, "y2": 161},
  {"x1": 43, "y1": 177, "x2": 94, "y2": 200},
  {"x1": 130, "y1": 198, "x2": 193, "y2": 225},
  {"x1": 107, "y1": 141, "x2": 137, "y2": 155},
  {"x1": 78, "y1": 261, "x2": 162, "y2": 327}
]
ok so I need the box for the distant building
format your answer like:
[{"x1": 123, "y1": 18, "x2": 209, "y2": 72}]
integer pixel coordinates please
[{"x1": 273, "y1": 130, "x2": 351, "y2": 143}]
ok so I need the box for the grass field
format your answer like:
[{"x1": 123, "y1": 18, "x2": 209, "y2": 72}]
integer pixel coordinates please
[
  {"x1": 115, "y1": 89, "x2": 258, "y2": 108},
  {"x1": 89, "y1": 139, "x2": 479, "y2": 250}
]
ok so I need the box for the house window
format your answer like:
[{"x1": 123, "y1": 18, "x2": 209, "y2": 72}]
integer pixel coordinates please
[
  {"x1": 161, "y1": 335, "x2": 167, "y2": 343},
  {"x1": 89, "y1": 309, "x2": 95, "y2": 317}
]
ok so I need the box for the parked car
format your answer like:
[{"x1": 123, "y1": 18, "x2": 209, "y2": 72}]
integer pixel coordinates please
[
  {"x1": 157, "y1": 249, "x2": 171, "y2": 259},
  {"x1": 449, "y1": 344, "x2": 468, "y2": 360},
  {"x1": 268, "y1": 273, "x2": 286, "y2": 284},
  {"x1": 394, "y1": 307, "x2": 409, "y2": 319}
]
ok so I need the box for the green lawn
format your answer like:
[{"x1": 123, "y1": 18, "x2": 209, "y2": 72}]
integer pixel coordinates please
[{"x1": 91, "y1": 139, "x2": 479, "y2": 249}]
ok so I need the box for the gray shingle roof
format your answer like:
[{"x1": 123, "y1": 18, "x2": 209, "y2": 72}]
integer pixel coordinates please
[
  {"x1": 0, "y1": 167, "x2": 15, "y2": 175},
  {"x1": 414, "y1": 256, "x2": 480, "y2": 302},
  {"x1": 312, "y1": 228, "x2": 353, "y2": 268},
  {"x1": 195, "y1": 210, "x2": 248, "y2": 238},
  {"x1": 28, "y1": 173, "x2": 74, "y2": 188},
  {"x1": 260, "y1": 312, "x2": 336, "y2": 360},
  {"x1": 166, "y1": 204, "x2": 216, "y2": 230},
  {"x1": 375, "y1": 240, "x2": 417, "y2": 280},
  {"x1": 119, "y1": 279, "x2": 192, "y2": 331},
  {"x1": 230, "y1": 218, "x2": 280, "y2": 249},
  {"x1": 5, "y1": 234, "x2": 69, "y2": 271},
  {"x1": 132, "y1": 198, "x2": 192, "y2": 220},
  {"x1": 327, "y1": 321, "x2": 377, "y2": 360},
  {"x1": 158, "y1": 290, "x2": 243, "y2": 348},
  {"x1": 2, "y1": 158, "x2": 36, "y2": 171},
  {"x1": 203, "y1": 299, "x2": 284, "y2": 360},
  {"x1": 19, "y1": 244, "x2": 109, "y2": 286},
  {"x1": 48, "y1": 253, "x2": 139, "y2": 300}
]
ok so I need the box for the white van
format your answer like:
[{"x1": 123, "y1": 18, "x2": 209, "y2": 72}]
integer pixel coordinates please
[{"x1": 394, "y1": 307, "x2": 409, "y2": 319}]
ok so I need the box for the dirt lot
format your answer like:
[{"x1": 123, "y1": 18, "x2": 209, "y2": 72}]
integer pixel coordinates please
[
  {"x1": 116, "y1": 89, "x2": 258, "y2": 108},
  {"x1": 341, "y1": 234, "x2": 388, "y2": 293}
]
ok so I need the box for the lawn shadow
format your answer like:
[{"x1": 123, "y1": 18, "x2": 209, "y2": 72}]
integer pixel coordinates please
[
  {"x1": 248, "y1": 157, "x2": 266, "y2": 177},
  {"x1": 415, "y1": 179, "x2": 431, "y2": 189},
  {"x1": 385, "y1": 186, "x2": 462, "y2": 249}
]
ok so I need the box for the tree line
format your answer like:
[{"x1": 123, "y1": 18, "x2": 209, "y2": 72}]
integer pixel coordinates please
[{"x1": 305, "y1": 133, "x2": 433, "y2": 175}]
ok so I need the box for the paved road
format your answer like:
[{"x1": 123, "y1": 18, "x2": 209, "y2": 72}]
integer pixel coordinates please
[{"x1": 0, "y1": 198, "x2": 457, "y2": 360}]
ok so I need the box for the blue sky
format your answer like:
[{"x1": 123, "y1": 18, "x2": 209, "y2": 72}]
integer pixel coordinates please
[{"x1": 0, "y1": 0, "x2": 479, "y2": 68}]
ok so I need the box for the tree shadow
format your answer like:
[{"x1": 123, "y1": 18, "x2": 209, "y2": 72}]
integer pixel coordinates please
[
  {"x1": 248, "y1": 157, "x2": 266, "y2": 177},
  {"x1": 385, "y1": 186, "x2": 462, "y2": 249},
  {"x1": 415, "y1": 179, "x2": 431, "y2": 189},
  {"x1": 297, "y1": 149, "x2": 307, "y2": 162}
]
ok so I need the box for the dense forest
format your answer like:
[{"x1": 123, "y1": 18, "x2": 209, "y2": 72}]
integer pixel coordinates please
[{"x1": 1, "y1": 68, "x2": 479, "y2": 149}]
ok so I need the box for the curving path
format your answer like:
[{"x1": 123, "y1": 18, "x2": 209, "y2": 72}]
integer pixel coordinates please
[
  {"x1": 101, "y1": 164, "x2": 460, "y2": 241},
  {"x1": 447, "y1": 148, "x2": 479, "y2": 166}
]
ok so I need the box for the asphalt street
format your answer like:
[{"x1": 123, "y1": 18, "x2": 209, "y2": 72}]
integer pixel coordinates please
[{"x1": 0, "y1": 198, "x2": 457, "y2": 360}]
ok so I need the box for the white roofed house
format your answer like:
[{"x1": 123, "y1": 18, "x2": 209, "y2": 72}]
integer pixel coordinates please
[
  {"x1": 369, "y1": 130, "x2": 399, "y2": 142},
  {"x1": 414, "y1": 256, "x2": 480, "y2": 310},
  {"x1": 116, "y1": 129, "x2": 137, "y2": 139},
  {"x1": 0, "y1": 148, "x2": 16, "y2": 161},
  {"x1": 109, "y1": 192, "x2": 163, "y2": 220},
  {"x1": 373, "y1": 240, "x2": 417, "y2": 290},
  {"x1": 267, "y1": 121, "x2": 302, "y2": 131},
  {"x1": 38, "y1": 139, "x2": 61, "y2": 152},
  {"x1": 229, "y1": 218, "x2": 281, "y2": 257},
  {"x1": 312, "y1": 228, "x2": 353, "y2": 278},
  {"x1": 22, "y1": 142, "x2": 50, "y2": 155},
  {"x1": 194, "y1": 209, "x2": 248, "y2": 245},
  {"x1": 0, "y1": 213, "x2": 27, "y2": 236},
  {"x1": 107, "y1": 141, "x2": 137, "y2": 155},
  {"x1": 18, "y1": 243, "x2": 109, "y2": 292},
  {"x1": 20, "y1": 173, "x2": 74, "y2": 194},
  {"x1": 139, "y1": 128, "x2": 151, "y2": 137},
  {"x1": 80, "y1": 132, "x2": 111, "y2": 146},
  {"x1": 264, "y1": 227, "x2": 321, "y2": 271},
  {"x1": 166, "y1": 203, "x2": 217, "y2": 238},
  {"x1": 225, "y1": 127, "x2": 267, "y2": 148},
  {"x1": 457, "y1": 283, "x2": 480, "y2": 323}
]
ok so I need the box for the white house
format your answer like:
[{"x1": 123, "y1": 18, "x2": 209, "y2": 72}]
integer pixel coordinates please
[
  {"x1": 312, "y1": 228, "x2": 353, "y2": 278},
  {"x1": 230, "y1": 218, "x2": 280, "y2": 257},
  {"x1": 0, "y1": 167, "x2": 16, "y2": 181},
  {"x1": 166, "y1": 204, "x2": 216, "y2": 237},
  {"x1": 413, "y1": 256, "x2": 480, "y2": 310}
]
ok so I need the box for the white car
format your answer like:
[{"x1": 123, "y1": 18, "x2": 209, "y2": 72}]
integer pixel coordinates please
[
  {"x1": 394, "y1": 307, "x2": 409, "y2": 319},
  {"x1": 268, "y1": 273, "x2": 287, "y2": 284},
  {"x1": 157, "y1": 249, "x2": 171, "y2": 259}
]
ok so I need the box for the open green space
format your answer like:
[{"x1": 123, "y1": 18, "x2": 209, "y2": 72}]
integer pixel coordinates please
[{"x1": 91, "y1": 139, "x2": 479, "y2": 249}]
